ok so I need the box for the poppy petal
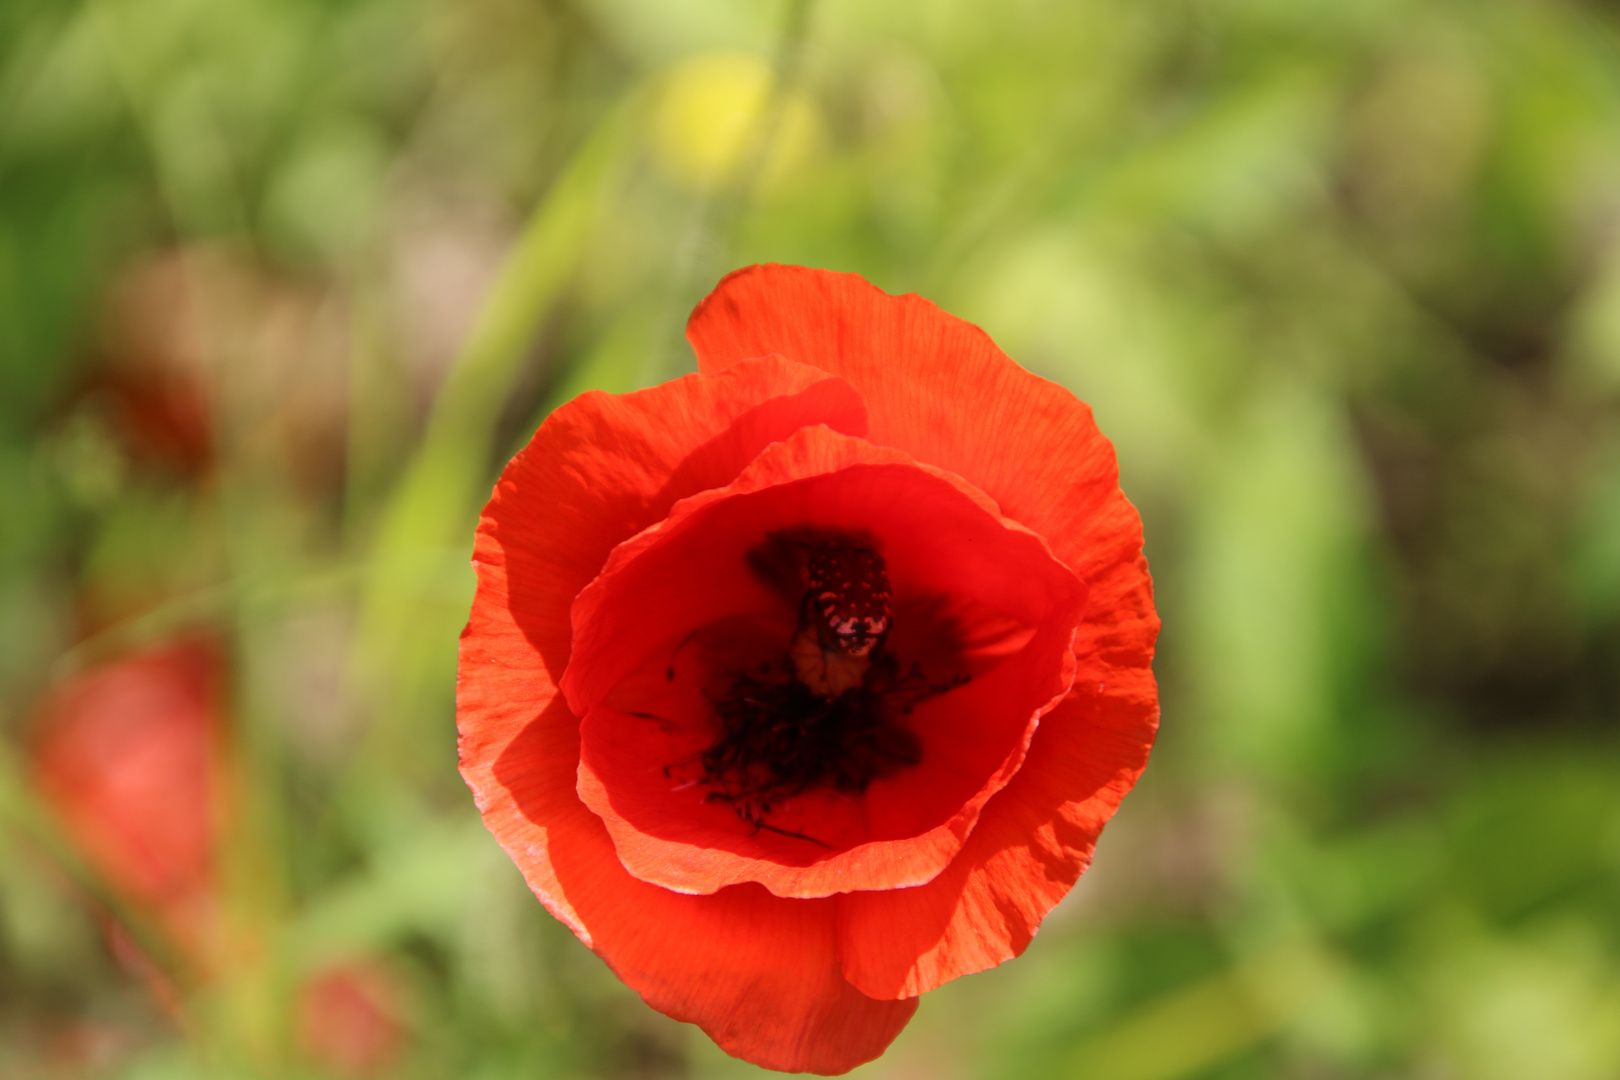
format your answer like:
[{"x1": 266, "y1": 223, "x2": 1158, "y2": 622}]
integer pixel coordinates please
[
  {"x1": 835, "y1": 515, "x2": 1157, "y2": 998},
  {"x1": 686, "y1": 266, "x2": 1159, "y2": 994},
  {"x1": 563, "y1": 424, "x2": 1086, "y2": 898},
  {"x1": 477, "y1": 696, "x2": 915, "y2": 1074},
  {"x1": 472, "y1": 353, "x2": 868, "y2": 678},
  {"x1": 687, "y1": 265, "x2": 1125, "y2": 577},
  {"x1": 459, "y1": 356, "x2": 904, "y2": 1071}
]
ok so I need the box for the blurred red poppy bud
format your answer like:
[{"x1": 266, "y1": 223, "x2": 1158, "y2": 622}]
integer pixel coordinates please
[
  {"x1": 458, "y1": 266, "x2": 1159, "y2": 1073},
  {"x1": 297, "y1": 961, "x2": 409, "y2": 1078},
  {"x1": 91, "y1": 247, "x2": 349, "y2": 492}
]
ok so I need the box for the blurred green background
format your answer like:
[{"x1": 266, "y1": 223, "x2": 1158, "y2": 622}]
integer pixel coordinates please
[{"x1": 5, "y1": 0, "x2": 1620, "y2": 1076}]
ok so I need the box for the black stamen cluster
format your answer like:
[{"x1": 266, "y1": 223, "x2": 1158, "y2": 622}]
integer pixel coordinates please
[{"x1": 674, "y1": 653, "x2": 968, "y2": 843}]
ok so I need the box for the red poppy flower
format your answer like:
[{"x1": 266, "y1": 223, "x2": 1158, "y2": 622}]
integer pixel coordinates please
[
  {"x1": 31, "y1": 640, "x2": 224, "y2": 968},
  {"x1": 458, "y1": 265, "x2": 1159, "y2": 1073}
]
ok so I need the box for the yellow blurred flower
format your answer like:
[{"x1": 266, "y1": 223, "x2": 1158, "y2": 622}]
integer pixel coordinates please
[{"x1": 651, "y1": 52, "x2": 822, "y2": 191}]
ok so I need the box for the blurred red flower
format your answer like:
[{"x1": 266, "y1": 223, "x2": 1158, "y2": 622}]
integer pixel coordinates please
[
  {"x1": 458, "y1": 265, "x2": 1159, "y2": 1073},
  {"x1": 298, "y1": 961, "x2": 409, "y2": 1078},
  {"x1": 31, "y1": 640, "x2": 224, "y2": 969}
]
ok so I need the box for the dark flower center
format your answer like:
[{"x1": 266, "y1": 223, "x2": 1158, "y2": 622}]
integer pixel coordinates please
[{"x1": 674, "y1": 536, "x2": 969, "y2": 842}]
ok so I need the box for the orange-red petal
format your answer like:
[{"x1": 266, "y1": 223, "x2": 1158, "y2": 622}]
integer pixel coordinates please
[
  {"x1": 688, "y1": 266, "x2": 1130, "y2": 576},
  {"x1": 459, "y1": 356, "x2": 911, "y2": 1071},
  {"x1": 469, "y1": 354, "x2": 868, "y2": 685},
  {"x1": 687, "y1": 266, "x2": 1160, "y2": 996},
  {"x1": 472, "y1": 689, "x2": 914, "y2": 1073},
  {"x1": 564, "y1": 425, "x2": 1086, "y2": 898}
]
